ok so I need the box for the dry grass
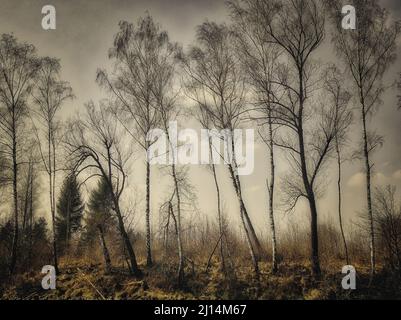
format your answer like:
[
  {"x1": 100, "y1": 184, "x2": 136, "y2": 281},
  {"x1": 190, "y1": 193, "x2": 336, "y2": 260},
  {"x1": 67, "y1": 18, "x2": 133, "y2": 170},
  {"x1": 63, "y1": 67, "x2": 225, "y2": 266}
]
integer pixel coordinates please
[
  {"x1": 1, "y1": 255, "x2": 400, "y2": 300},
  {"x1": 1, "y1": 220, "x2": 400, "y2": 300}
]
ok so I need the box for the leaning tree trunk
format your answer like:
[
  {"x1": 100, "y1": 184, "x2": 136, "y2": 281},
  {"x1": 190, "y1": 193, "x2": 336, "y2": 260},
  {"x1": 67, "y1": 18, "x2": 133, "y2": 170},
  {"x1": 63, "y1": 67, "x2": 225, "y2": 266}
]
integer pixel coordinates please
[
  {"x1": 226, "y1": 129, "x2": 260, "y2": 278},
  {"x1": 361, "y1": 96, "x2": 375, "y2": 280},
  {"x1": 98, "y1": 225, "x2": 112, "y2": 273},
  {"x1": 105, "y1": 147, "x2": 141, "y2": 277},
  {"x1": 165, "y1": 129, "x2": 185, "y2": 287},
  {"x1": 335, "y1": 135, "x2": 350, "y2": 265},
  {"x1": 228, "y1": 163, "x2": 259, "y2": 279},
  {"x1": 145, "y1": 157, "x2": 153, "y2": 267},
  {"x1": 209, "y1": 137, "x2": 225, "y2": 272},
  {"x1": 229, "y1": 136, "x2": 262, "y2": 257},
  {"x1": 267, "y1": 112, "x2": 278, "y2": 273},
  {"x1": 114, "y1": 203, "x2": 141, "y2": 277},
  {"x1": 171, "y1": 162, "x2": 184, "y2": 287}
]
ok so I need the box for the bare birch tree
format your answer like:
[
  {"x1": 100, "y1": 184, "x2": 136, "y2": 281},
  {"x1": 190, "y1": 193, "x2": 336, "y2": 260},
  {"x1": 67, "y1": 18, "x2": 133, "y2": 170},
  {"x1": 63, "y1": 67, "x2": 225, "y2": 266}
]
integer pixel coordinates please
[
  {"x1": 323, "y1": 66, "x2": 353, "y2": 265},
  {"x1": 31, "y1": 57, "x2": 73, "y2": 272},
  {"x1": 207, "y1": 135, "x2": 226, "y2": 273},
  {"x1": 0, "y1": 34, "x2": 40, "y2": 274},
  {"x1": 179, "y1": 21, "x2": 262, "y2": 278},
  {"x1": 148, "y1": 35, "x2": 186, "y2": 286},
  {"x1": 328, "y1": 0, "x2": 400, "y2": 278},
  {"x1": 96, "y1": 16, "x2": 166, "y2": 267},
  {"x1": 65, "y1": 101, "x2": 142, "y2": 277},
  {"x1": 180, "y1": 75, "x2": 228, "y2": 273},
  {"x1": 230, "y1": 0, "x2": 339, "y2": 276},
  {"x1": 229, "y1": 0, "x2": 285, "y2": 273}
]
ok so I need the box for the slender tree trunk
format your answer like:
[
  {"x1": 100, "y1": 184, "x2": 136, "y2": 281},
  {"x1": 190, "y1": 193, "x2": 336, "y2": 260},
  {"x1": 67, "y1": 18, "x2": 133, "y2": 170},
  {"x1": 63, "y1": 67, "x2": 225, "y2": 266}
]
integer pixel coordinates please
[
  {"x1": 109, "y1": 179, "x2": 140, "y2": 276},
  {"x1": 226, "y1": 132, "x2": 261, "y2": 278},
  {"x1": 169, "y1": 201, "x2": 178, "y2": 236},
  {"x1": 145, "y1": 158, "x2": 153, "y2": 267},
  {"x1": 171, "y1": 162, "x2": 184, "y2": 287},
  {"x1": 239, "y1": 193, "x2": 260, "y2": 279},
  {"x1": 209, "y1": 137, "x2": 225, "y2": 272},
  {"x1": 105, "y1": 147, "x2": 141, "y2": 276},
  {"x1": 361, "y1": 96, "x2": 375, "y2": 280},
  {"x1": 227, "y1": 163, "x2": 259, "y2": 278},
  {"x1": 22, "y1": 163, "x2": 31, "y2": 233},
  {"x1": 267, "y1": 113, "x2": 278, "y2": 273},
  {"x1": 238, "y1": 187, "x2": 261, "y2": 255},
  {"x1": 115, "y1": 205, "x2": 141, "y2": 276},
  {"x1": 300, "y1": 137, "x2": 321, "y2": 276},
  {"x1": 229, "y1": 135, "x2": 262, "y2": 256},
  {"x1": 205, "y1": 232, "x2": 224, "y2": 273},
  {"x1": 9, "y1": 110, "x2": 18, "y2": 275},
  {"x1": 48, "y1": 128, "x2": 58, "y2": 273},
  {"x1": 308, "y1": 193, "x2": 320, "y2": 276},
  {"x1": 98, "y1": 225, "x2": 112, "y2": 273},
  {"x1": 66, "y1": 184, "x2": 71, "y2": 253},
  {"x1": 51, "y1": 193, "x2": 58, "y2": 272},
  {"x1": 52, "y1": 139, "x2": 57, "y2": 253},
  {"x1": 165, "y1": 129, "x2": 184, "y2": 287},
  {"x1": 299, "y1": 136, "x2": 321, "y2": 276},
  {"x1": 298, "y1": 69, "x2": 321, "y2": 276},
  {"x1": 335, "y1": 135, "x2": 350, "y2": 265},
  {"x1": 28, "y1": 171, "x2": 34, "y2": 266},
  {"x1": 164, "y1": 205, "x2": 171, "y2": 253}
]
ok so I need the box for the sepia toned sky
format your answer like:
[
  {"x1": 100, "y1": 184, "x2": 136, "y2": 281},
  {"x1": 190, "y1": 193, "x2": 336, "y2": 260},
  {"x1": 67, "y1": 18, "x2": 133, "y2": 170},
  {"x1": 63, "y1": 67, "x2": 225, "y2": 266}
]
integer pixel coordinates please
[{"x1": 0, "y1": 0, "x2": 400, "y2": 239}]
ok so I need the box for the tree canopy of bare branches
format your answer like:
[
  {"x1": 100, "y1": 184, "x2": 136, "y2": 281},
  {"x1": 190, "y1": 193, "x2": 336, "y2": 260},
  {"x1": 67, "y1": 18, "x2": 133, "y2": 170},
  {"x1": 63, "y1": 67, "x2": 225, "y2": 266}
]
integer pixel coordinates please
[
  {"x1": 229, "y1": 0, "x2": 346, "y2": 276},
  {"x1": 179, "y1": 21, "x2": 262, "y2": 278},
  {"x1": 97, "y1": 15, "x2": 180, "y2": 267}
]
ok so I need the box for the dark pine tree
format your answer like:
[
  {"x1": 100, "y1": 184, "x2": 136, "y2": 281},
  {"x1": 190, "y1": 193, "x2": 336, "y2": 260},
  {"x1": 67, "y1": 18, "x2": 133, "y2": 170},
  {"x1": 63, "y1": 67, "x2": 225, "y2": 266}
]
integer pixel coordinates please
[
  {"x1": 85, "y1": 177, "x2": 114, "y2": 273},
  {"x1": 55, "y1": 173, "x2": 84, "y2": 252}
]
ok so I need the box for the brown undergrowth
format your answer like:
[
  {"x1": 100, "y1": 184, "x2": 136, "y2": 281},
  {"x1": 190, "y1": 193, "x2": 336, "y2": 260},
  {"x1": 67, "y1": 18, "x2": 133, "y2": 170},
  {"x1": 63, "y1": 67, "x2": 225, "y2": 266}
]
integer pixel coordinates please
[{"x1": 1, "y1": 256, "x2": 400, "y2": 300}]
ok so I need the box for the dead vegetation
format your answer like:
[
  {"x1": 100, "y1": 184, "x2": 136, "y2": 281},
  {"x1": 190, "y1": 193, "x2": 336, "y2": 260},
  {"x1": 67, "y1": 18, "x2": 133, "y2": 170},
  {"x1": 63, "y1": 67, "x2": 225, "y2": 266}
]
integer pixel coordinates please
[{"x1": 1, "y1": 256, "x2": 400, "y2": 300}]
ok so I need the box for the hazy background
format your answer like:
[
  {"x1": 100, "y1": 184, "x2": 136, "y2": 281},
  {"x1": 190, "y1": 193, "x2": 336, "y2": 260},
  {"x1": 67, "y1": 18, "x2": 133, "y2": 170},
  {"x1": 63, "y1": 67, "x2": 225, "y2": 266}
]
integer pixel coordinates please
[{"x1": 0, "y1": 0, "x2": 400, "y2": 240}]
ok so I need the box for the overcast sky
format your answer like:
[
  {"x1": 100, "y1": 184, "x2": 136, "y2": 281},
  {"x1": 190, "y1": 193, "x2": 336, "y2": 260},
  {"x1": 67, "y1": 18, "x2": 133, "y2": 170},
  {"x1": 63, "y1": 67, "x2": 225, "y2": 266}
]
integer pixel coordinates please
[{"x1": 0, "y1": 0, "x2": 400, "y2": 238}]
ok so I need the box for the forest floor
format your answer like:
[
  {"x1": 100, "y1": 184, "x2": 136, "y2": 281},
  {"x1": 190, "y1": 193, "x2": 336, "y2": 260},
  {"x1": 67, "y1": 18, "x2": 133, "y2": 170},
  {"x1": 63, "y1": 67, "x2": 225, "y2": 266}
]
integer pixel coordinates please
[{"x1": 1, "y1": 259, "x2": 400, "y2": 300}]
